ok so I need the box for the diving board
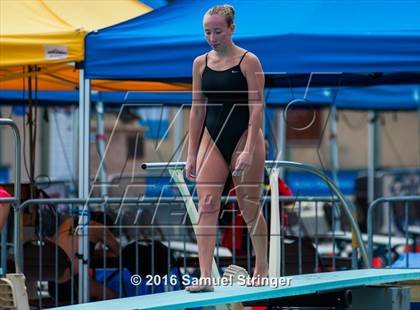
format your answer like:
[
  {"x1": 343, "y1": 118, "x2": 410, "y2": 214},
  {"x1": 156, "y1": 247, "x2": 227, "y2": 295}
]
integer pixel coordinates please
[{"x1": 55, "y1": 269, "x2": 420, "y2": 310}]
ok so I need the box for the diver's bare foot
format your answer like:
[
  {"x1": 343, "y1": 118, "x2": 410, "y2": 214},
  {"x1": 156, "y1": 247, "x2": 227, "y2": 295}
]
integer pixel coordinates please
[{"x1": 185, "y1": 284, "x2": 214, "y2": 293}]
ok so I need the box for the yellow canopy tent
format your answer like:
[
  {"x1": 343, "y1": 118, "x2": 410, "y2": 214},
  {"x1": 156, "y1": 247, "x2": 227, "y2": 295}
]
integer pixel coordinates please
[
  {"x1": 0, "y1": 0, "x2": 151, "y2": 67},
  {"x1": 0, "y1": 0, "x2": 190, "y2": 91}
]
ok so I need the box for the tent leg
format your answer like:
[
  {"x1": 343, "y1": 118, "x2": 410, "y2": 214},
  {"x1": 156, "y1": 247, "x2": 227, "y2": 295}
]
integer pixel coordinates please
[
  {"x1": 329, "y1": 105, "x2": 342, "y2": 232},
  {"x1": 78, "y1": 69, "x2": 91, "y2": 303},
  {"x1": 367, "y1": 111, "x2": 379, "y2": 207},
  {"x1": 174, "y1": 106, "x2": 184, "y2": 161},
  {"x1": 95, "y1": 99, "x2": 108, "y2": 197},
  {"x1": 276, "y1": 108, "x2": 286, "y2": 179}
]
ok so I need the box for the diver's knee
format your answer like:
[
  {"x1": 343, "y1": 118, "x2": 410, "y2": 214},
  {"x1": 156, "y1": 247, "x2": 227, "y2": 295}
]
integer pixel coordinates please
[{"x1": 199, "y1": 194, "x2": 219, "y2": 213}]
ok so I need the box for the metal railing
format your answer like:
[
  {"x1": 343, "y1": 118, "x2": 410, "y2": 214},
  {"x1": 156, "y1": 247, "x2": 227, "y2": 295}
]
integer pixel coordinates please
[
  {"x1": 0, "y1": 135, "x2": 372, "y2": 307},
  {"x1": 142, "y1": 161, "x2": 370, "y2": 269},
  {"x1": 18, "y1": 197, "x2": 187, "y2": 308},
  {"x1": 367, "y1": 195, "x2": 420, "y2": 267},
  {"x1": 16, "y1": 193, "x2": 360, "y2": 308},
  {"x1": 0, "y1": 119, "x2": 21, "y2": 273}
]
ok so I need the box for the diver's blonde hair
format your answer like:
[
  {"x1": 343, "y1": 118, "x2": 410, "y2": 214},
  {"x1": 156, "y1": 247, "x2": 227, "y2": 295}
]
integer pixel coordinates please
[{"x1": 206, "y1": 4, "x2": 235, "y2": 26}]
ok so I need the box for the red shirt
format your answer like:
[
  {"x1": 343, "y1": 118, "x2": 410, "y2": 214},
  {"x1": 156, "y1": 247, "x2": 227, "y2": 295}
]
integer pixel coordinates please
[
  {"x1": 0, "y1": 186, "x2": 11, "y2": 199},
  {"x1": 220, "y1": 177, "x2": 293, "y2": 255}
]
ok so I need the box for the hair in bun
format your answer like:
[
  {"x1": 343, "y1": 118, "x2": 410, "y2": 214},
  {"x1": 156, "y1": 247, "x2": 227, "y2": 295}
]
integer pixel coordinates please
[{"x1": 206, "y1": 4, "x2": 235, "y2": 26}]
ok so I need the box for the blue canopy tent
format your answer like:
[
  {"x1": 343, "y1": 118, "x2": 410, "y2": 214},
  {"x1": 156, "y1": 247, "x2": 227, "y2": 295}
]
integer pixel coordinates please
[
  {"x1": 85, "y1": 0, "x2": 420, "y2": 82},
  {"x1": 83, "y1": 0, "x2": 420, "y2": 201}
]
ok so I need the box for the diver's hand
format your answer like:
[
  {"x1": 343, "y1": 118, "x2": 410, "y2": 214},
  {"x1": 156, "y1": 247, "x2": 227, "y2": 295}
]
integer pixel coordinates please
[
  {"x1": 232, "y1": 151, "x2": 253, "y2": 176},
  {"x1": 185, "y1": 156, "x2": 197, "y2": 181}
]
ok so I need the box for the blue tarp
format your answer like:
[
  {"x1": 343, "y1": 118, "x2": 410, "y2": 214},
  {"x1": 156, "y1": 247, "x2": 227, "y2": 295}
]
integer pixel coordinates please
[
  {"x1": 85, "y1": 0, "x2": 420, "y2": 80},
  {"x1": 285, "y1": 170, "x2": 359, "y2": 197},
  {"x1": 142, "y1": 170, "x2": 359, "y2": 197},
  {"x1": 2, "y1": 84, "x2": 419, "y2": 110},
  {"x1": 0, "y1": 166, "x2": 9, "y2": 183},
  {"x1": 391, "y1": 253, "x2": 420, "y2": 268}
]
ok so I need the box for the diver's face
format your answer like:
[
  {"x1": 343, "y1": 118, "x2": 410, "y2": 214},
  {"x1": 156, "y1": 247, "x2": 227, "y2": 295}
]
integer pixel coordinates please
[{"x1": 203, "y1": 14, "x2": 234, "y2": 51}]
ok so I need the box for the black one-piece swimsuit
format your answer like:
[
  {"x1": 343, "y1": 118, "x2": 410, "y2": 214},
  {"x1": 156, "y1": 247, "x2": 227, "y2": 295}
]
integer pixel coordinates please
[{"x1": 201, "y1": 51, "x2": 249, "y2": 166}]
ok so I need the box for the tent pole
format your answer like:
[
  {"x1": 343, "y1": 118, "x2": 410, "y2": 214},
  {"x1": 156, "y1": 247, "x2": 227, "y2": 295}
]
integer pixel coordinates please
[
  {"x1": 78, "y1": 68, "x2": 91, "y2": 303},
  {"x1": 0, "y1": 110, "x2": 5, "y2": 274},
  {"x1": 262, "y1": 89, "x2": 269, "y2": 137},
  {"x1": 329, "y1": 105, "x2": 341, "y2": 232},
  {"x1": 367, "y1": 111, "x2": 379, "y2": 206},
  {"x1": 418, "y1": 107, "x2": 420, "y2": 163},
  {"x1": 174, "y1": 106, "x2": 184, "y2": 161},
  {"x1": 95, "y1": 98, "x2": 108, "y2": 197},
  {"x1": 72, "y1": 106, "x2": 79, "y2": 197},
  {"x1": 277, "y1": 108, "x2": 286, "y2": 179}
]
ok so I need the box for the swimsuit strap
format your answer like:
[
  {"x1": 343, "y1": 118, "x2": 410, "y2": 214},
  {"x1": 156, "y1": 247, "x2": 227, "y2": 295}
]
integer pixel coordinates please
[
  {"x1": 205, "y1": 53, "x2": 209, "y2": 66},
  {"x1": 238, "y1": 51, "x2": 248, "y2": 66}
]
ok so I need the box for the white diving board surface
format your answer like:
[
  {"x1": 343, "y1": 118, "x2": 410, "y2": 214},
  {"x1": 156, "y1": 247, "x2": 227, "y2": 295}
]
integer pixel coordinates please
[{"x1": 55, "y1": 269, "x2": 420, "y2": 310}]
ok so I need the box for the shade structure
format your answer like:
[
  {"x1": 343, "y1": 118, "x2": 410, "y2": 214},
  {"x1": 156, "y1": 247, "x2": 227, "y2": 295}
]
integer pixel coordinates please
[
  {"x1": 85, "y1": 0, "x2": 420, "y2": 81},
  {"x1": 0, "y1": 1, "x2": 191, "y2": 92},
  {"x1": 0, "y1": 0, "x2": 152, "y2": 67}
]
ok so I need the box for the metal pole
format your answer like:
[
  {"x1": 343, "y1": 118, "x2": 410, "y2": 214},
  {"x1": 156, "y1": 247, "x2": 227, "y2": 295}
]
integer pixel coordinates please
[
  {"x1": 174, "y1": 107, "x2": 184, "y2": 161},
  {"x1": 1, "y1": 222, "x2": 7, "y2": 274},
  {"x1": 78, "y1": 69, "x2": 90, "y2": 303},
  {"x1": 418, "y1": 107, "x2": 420, "y2": 165},
  {"x1": 277, "y1": 108, "x2": 286, "y2": 179},
  {"x1": 330, "y1": 105, "x2": 341, "y2": 231},
  {"x1": 0, "y1": 110, "x2": 3, "y2": 163},
  {"x1": 72, "y1": 106, "x2": 79, "y2": 197},
  {"x1": 40, "y1": 107, "x2": 49, "y2": 180},
  {"x1": 262, "y1": 90, "x2": 268, "y2": 137},
  {"x1": 95, "y1": 99, "x2": 108, "y2": 197},
  {"x1": 17, "y1": 196, "x2": 339, "y2": 211},
  {"x1": 0, "y1": 113, "x2": 6, "y2": 274},
  {"x1": 368, "y1": 111, "x2": 385, "y2": 235},
  {"x1": 367, "y1": 196, "x2": 420, "y2": 262},
  {"x1": 0, "y1": 119, "x2": 21, "y2": 272},
  {"x1": 367, "y1": 111, "x2": 378, "y2": 205},
  {"x1": 267, "y1": 167, "x2": 281, "y2": 278}
]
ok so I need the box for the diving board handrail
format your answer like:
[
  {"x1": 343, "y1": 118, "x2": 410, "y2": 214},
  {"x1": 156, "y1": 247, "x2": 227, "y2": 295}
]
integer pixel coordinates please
[
  {"x1": 17, "y1": 195, "x2": 339, "y2": 208},
  {"x1": 142, "y1": 160, "x2": 370, "y2": 269},
  {"x1": 367, "y1": 195, "x2": 420, "y2": 263},
  {"x1": 265, "y1": 160, "x2": 369, "y2": 268},
  {"x1": 0, "y1": 119, "x2": 22, "y2": 273},
  {"x1": 267, "y1": 166, "x2": 281, "y2": 277},
  {"x1": 168, "y1": 169, "x2": 221, "y2": 279}
]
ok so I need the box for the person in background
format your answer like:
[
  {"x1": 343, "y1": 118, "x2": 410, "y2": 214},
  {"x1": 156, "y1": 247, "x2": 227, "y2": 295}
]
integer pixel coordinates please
[
  {"x1": 47, "y1": 212, "x2": 120, "y2": 301},
  {"x1": 0, "y1": 186, "x2": 11, "y2": 231}
]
